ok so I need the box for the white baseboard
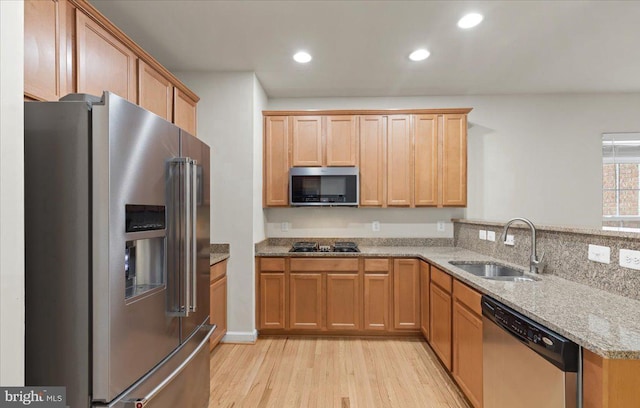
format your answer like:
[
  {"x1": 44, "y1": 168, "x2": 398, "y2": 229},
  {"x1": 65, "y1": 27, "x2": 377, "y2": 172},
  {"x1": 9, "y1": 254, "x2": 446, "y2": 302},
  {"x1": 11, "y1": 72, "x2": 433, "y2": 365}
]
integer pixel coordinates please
[{"x1": 221, "y1": 330, "x2": 258, "y2": 344}]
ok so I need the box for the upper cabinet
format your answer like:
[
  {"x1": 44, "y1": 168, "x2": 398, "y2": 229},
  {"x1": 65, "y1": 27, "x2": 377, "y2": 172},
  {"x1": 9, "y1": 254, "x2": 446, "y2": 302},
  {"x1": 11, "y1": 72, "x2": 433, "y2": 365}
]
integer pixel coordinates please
[
  {"x1": 326, "y1": 116, "x2": 358, "y2": 166},
  {"x1": 292, "y1": 116, "x2": 323, "y2": 166},
  {"x1": 76, "y1": 11, "x2": 137, "y2": 102},
  {"x1": 24, "y1": 0, "x2": 199, "y2": 133},
  {"x1": 24, "y1": 0, "x2": 67, "y2": 101},
  {"x1": 263, "y1": 109, "x2": 471, "y2": 208},
  {"x1": 138, "y1": 60, "x2": 173, "y2": 121},
  {"x1": 173, "y1": 88, "x2": 198, "y2": 135}
]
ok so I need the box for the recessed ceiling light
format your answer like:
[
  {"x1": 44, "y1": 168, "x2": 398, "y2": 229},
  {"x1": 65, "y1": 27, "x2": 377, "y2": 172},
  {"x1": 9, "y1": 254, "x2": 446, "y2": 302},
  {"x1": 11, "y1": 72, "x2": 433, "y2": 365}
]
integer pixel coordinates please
[
  {"x1": 293, "y1": 51, "x2": 312, "y2": 63},
  {"x1": 458, "y1": 13, "x2": 484, "y2": 29},
  {"x1": 409, "y1": 49, "x2": 430, "y2": 62}
]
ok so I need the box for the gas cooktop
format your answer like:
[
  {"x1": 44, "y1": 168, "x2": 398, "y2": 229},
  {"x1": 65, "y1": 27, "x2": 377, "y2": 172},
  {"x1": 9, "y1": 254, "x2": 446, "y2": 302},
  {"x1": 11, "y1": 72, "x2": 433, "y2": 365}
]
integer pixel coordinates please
[{"x1": 289, "y1": 241, "x2": 360, "y2": 253}]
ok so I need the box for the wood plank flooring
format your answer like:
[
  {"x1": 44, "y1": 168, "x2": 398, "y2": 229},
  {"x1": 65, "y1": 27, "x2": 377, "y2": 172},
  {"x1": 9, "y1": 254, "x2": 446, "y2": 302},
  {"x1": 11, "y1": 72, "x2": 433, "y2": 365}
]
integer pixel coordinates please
[{"x1": 209, "y1": 337, "x2": 471, "y2": 408}]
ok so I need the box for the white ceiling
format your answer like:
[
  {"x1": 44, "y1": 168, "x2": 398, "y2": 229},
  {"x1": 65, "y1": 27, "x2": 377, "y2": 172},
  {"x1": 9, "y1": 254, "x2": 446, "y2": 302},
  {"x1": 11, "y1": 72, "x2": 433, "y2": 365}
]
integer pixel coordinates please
[{"x1": 90, "y1": 0, "x2": 640, "y2": 98}]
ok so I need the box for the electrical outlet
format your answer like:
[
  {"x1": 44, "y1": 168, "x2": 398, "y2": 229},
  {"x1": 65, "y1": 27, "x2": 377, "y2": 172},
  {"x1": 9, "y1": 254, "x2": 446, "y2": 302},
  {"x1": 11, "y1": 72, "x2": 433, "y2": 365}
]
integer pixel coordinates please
[
  {"x1": 619, "y1": 249, "x2": 640, "y2": 270},
  {"x1": 372, "y1": 221, "x2": 380, "y2": 232},
  {"x1": 437, "y1": 221, "x2": 445, "y2": 232},
  {"x1": 479, "y1": 230, "x2": 487, "y2": 240},
  {"x1": 487, "y1": 231, "x2": 496, "y2": 242},
  {"x1": 504, "y1": 234, "x2": 515, "y2": 246},
  {"x1": 588, "y1": 244, "x2": 610, "y2": 264},
  {"x1": 281, "y1": 222, "x2": 289, "y2": 232}
]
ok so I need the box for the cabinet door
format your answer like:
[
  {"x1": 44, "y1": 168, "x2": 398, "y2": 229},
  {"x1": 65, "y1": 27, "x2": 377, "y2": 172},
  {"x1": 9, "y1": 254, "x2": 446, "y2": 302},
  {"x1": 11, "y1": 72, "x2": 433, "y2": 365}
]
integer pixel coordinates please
[
  {"x1": 364, "y1": 273, "x2": 389, "y2": 331},
  {"x1": 24, "y1": 0, "x2": 67, "y2": 101},
  {"x1": 453, "y1": 300, "x2": 483, "y2": 408},
  {"x1": 441, "y1": 114, "x2": 467, "y2": 206},
  {"x1": 138, "y1": 60, "x2": 173, "y2": 121},
  {"x1": 264, "y1": 116, "x2": 290, "y2": 207},
  {"x1": 326, "y1": 116, "x2": 357, "y2": 166},
  {"x1": 393, "y1": 259, "x2": 420, "y2": 329},
  {"x1": 387, "y1": 115, "x2": 412, "y2": 206},
  {"x1": 414, "y1": 114, "x2": 438, "y2": 206},
  {"x1": 292, "y1": 116, "x2": 323, "y2": 166},
  {"x1": 430, "y1": 283, "x2": 453, "y2": 370},
  {"x1": 359, "y1": 115, "x2": 386, "y2": 206},
  {"x1": 209, "y1": 276, "x2": 227, "y2": 350},
  {"x1": 326, "y1": 273, "x2": 361, "y2": 330},
  {"x1": 420, "y1": 261, "x2": 430, "y2": 340},
  {"x1": 76, "y1": 11, "x2": 137, "y2": 102},
  {"x1": 289, "y1": 273, "x2": 323, "y2": 330},
  {"x1": 173, "y1": 88, "x2": 197, "y2": 135},
  {"x1": 259, "y1": 273, "x2": 285, "y2": 329}
]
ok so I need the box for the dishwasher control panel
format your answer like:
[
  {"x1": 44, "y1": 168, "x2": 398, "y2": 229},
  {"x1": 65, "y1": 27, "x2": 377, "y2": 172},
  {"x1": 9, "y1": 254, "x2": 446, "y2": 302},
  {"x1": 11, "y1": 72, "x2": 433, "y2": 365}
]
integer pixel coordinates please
[{"x1": 482, "y1": 295, "x2": 579, "y2": 372}]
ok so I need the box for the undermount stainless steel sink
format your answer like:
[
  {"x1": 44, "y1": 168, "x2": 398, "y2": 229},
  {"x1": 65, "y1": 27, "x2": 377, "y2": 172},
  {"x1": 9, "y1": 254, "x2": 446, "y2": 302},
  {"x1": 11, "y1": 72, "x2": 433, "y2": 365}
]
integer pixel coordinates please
[{"x1": 448, "y1": 261, "x2": 538, "y2": 282}]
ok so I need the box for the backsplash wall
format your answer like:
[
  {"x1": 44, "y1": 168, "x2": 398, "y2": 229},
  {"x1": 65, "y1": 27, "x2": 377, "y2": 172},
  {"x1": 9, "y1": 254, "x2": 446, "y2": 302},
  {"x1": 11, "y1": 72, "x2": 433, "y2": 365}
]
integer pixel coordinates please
[
  {"x1": 454, "y1": 220, "x2": 640, "y2": 301},
  {"x1": 265, "y1": 207, "x2": 465, "y2": 238}
]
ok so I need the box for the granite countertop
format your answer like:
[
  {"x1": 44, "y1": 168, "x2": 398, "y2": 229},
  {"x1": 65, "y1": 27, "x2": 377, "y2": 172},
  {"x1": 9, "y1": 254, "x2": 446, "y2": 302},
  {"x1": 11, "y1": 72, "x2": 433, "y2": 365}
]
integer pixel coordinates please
[
  {"x1": 256, "y1": 245, "x2": 640, "y2": 359},
  {"x1": 210, "y1": 243, "x2": 230, "y2": 266}
]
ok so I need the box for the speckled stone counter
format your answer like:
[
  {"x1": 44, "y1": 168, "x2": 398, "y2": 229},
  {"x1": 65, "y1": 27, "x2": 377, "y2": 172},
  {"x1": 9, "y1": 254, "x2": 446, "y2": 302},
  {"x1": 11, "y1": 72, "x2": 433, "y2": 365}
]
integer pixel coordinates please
[
  {"x1": 256, "y1": 245, "x2": 640, "y2": 359},
  {"x1": 210, "y1": 243, "x2": 230, "y2": 265}
]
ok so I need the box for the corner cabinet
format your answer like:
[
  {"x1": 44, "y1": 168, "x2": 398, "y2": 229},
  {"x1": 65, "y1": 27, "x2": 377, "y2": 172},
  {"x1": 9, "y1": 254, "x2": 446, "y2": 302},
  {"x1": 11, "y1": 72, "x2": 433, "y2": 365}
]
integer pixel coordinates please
[
  {"x1": 262, "y1": 109, "x2": 471, "y2": 208},
  {"x1": 430, "y1": 265, "x2": 453, "y2": 370}
]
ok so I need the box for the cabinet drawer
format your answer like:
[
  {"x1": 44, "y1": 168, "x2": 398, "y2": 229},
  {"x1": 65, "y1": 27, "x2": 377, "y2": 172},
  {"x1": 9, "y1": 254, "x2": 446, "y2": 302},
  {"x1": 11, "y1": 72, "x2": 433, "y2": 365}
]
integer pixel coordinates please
[
  {"x1": 431, "y1": 266, "x2": 452, "y2": 293},
  {"x1": 260, "y1": 257, "x2": 285, "y2": 272},
  {"x1": 210, "y1": 259, "x2": 227, "y2": 282},
  {"x1": 453, "y1": 279, "x2": 482, "y2": 316},
  {"x1": 364, "y1": 258, "x2": 389, "y2": 272},
  {"x1": 290, "y1": 258, "x2": 358, "y2": 272}
]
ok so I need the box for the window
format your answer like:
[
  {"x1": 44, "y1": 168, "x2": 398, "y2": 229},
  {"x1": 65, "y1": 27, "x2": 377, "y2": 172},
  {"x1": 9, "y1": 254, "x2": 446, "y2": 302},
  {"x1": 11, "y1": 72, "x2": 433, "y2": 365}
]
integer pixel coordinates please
[{"x1": 602, "y1": 133, "x2": 640, "y2": 230}]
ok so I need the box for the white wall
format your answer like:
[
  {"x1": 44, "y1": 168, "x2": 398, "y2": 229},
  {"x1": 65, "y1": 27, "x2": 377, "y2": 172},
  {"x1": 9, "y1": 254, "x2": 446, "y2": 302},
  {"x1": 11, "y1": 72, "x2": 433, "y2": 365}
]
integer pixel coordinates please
[
  {"x1": 176, "y1": 71, "x2": 258, "y2": 341},
  {"x1": 253, "y1": 75, "x2": 267, "y2": 243},
  {"x1": 0, "y1": 0, "x2": 24, "y2": 385},
  {"x1": 268, "y1": 94, "x2": 640, "y2": 229}
]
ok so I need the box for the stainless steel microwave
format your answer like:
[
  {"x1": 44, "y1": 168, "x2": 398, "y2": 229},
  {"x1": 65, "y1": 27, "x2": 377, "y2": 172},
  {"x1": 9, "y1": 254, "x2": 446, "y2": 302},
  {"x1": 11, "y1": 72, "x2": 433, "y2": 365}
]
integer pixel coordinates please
[{"x1": 289, "y1": 167, "x2": 359, "y2": 206}]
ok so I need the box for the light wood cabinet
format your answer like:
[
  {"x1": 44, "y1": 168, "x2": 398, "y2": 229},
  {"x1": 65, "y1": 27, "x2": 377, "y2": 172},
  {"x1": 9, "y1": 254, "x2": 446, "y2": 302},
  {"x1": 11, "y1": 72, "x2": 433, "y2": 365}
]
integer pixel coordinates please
[
  {"x1": 363, "y1": 274, "x2": 390, "y2": 331},
  {"x1": 76, "y1": 10, "x2": 137, "y2": 102},
  {"x1": 326, "y1": 273, "x2": 361, "y2": 330},
  {"x1": 420, "y1": 261, "x2": 430, "y2": 340},
  {"x1": 414, "y1": 114, "x2": 439, "y2": 206},
  {"x1": 289, "y1": 273, "x2": 323, "y2": 330},
  {"x1": 453, "y1": 280, "x2": 483, "y2": 408},
  {"x1": 209, "y1": 260, "x2": 228, "y2": 350},
  {"x1": 24, "y1": 0, "x2": 68, "y2": 101},
  {"x1": 583, "y1": 349, "x2": 640, "y2": 408},
  {"x1": 430, "y1": 268, "x2": 453, "y2": 370},
  {"x1": 326, "y1": 116, "x2": 358, "y2": 166},
  {"x1": 263, "y1": 116, "x2": 290, "y2": 207},
  {"x1": 258, "y1": 273, "x2": 286, "y2": 330},
  {"x1": 292, "y1": 116, "x2": 323, "y2": 166},
  {"x1": 173, "y1": 88, "x2": 197, "y2": 135},
  {"x1": 138, "y1": 60, "x2": 173, "y2": 121},
  {"x1": 393, "y1": 258, "x2": 420, "y2": 329},
  {"x1": 441, "y1": 114, "x2": 467, "y2": 206},
  {"x1": 387, "y1": 115, "x2": 413, "y2": 206},
  {"x1": 359, "y1": 115, "x2": 386, "y2": 206}
]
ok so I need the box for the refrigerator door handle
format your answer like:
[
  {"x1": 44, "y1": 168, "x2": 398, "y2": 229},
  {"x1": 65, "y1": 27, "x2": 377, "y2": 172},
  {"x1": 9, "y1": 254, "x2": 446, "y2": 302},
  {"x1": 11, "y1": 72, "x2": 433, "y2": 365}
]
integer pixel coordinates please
[
  {"x1": 189, "y1": 159, "x2": 198, "y2": 312},
  {"x1": 122, "y1": 324, "x2": 216, "y2": 408},
  {"x1": 183, "y1": 157, "x2": 193, "y2": 317}
]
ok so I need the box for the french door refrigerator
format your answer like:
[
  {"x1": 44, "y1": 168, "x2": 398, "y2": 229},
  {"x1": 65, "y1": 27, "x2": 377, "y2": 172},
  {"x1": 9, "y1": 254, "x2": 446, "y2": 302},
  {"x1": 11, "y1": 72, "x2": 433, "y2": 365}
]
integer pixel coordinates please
[{"x1": 24, "y1": 92, "x2": 212, "y2": 408}]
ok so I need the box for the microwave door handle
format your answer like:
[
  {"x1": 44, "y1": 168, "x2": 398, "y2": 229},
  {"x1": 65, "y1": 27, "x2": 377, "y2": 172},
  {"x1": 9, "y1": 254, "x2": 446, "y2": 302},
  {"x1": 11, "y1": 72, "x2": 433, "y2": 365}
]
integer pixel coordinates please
[{"x1": 189, "y1": 159, "x2": 198, "y2": 313}]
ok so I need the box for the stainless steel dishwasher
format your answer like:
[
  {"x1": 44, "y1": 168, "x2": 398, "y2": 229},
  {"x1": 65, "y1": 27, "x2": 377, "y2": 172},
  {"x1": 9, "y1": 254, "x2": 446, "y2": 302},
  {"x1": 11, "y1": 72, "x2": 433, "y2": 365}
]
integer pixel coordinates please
[{"x1": 482, "y1": 296, "x2": 581, "y2": 408}]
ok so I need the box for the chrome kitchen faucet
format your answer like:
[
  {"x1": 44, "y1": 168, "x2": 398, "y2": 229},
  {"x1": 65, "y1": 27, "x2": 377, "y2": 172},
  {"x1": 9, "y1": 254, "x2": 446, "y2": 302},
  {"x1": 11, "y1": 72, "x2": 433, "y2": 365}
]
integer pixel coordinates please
[{"x1": 501, "y1": 217, "x2": 545, "y2": 274}]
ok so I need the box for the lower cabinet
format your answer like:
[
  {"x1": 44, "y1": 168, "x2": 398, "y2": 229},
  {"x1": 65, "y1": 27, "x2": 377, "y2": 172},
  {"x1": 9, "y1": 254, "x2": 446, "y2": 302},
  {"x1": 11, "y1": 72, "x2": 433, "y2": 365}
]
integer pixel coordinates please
[
  {"x1": 420, "y1": 261, "x2": 430, "y2": 340},
  {"x1": 289, "y1": 273, "x2": 324, "y2": 330},
  {"x1": 363, "y1": 273, "x2": 389, "y2": 331},
  {"x1": 393, "y1": 258, "x2": 421, "y2": 329},
  {"x1": 258, "y1": 273, "x2": 286, "y2": 329},
  {"x1": 430, "y1": 266, "x2": 453, "y2": 370},
  {"x1": 209, "y1": 260, "x2": 228, "y2": 350},
  {"x1": 326, "y1": 273, "x2": 361, "y2": 330},
  {"x1": 452, "y1": 280, "x2": 483, "y2": 408}
]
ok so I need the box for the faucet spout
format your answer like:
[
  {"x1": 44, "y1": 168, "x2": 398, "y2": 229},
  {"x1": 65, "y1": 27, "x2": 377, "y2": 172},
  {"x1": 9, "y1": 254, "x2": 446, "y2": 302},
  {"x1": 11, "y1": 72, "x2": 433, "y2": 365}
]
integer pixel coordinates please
[{"x1": 502, "y1": 217, "x2": 545, "y2": 274}]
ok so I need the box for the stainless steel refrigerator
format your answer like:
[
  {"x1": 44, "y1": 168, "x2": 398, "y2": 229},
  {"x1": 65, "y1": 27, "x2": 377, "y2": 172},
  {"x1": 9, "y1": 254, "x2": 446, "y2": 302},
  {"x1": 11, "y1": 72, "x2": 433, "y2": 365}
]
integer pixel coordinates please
[{"x1": 24, "y1": 92, "x2": 212, "y2": 408}]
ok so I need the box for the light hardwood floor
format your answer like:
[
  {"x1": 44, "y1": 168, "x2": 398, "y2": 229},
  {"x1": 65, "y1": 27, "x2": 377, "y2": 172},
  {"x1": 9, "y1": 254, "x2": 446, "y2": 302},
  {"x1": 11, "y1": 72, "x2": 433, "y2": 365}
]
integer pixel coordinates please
[{"x1": 209, "y1": 337, "x2": 471, "y2": 408}]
